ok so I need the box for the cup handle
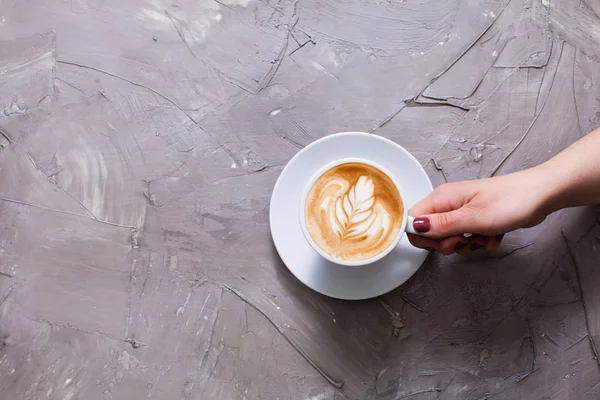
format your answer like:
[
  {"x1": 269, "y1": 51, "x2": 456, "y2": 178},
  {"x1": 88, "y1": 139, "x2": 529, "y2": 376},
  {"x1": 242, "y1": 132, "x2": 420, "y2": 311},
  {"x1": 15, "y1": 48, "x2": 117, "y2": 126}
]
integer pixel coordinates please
[
  {"x1": 406, "y1": 215, "x2": 417, "y2": 235},
  {"x1": 406, "y1": 215, "x2": 472, "y2": 237}
]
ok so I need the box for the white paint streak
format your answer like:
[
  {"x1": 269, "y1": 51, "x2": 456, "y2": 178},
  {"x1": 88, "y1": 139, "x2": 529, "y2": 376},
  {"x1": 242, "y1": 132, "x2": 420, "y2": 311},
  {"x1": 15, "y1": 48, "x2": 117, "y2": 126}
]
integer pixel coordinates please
[
  {"x1": 312, "y1": 62, "x2": 327, "y2": 72},
  {"x1": 176, "y1": 292, "x2": 192, "y2": 316},
  {"x1": 135, "y1": 8, "x2": 172, "y2": 30}
]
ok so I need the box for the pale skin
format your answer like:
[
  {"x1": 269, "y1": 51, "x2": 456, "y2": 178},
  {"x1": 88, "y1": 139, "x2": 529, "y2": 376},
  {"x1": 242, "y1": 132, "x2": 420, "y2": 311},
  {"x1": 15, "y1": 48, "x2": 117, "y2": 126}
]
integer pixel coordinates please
[{"x1": 408, "y1": 127, "x2": 600, "y2": 255}]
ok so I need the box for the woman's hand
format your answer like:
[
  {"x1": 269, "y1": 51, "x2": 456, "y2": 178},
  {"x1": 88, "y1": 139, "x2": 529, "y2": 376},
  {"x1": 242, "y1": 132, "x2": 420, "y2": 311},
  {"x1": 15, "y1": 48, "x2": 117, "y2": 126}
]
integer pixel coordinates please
[
  {"x1": 408, "y1": 167, "x2": 556, "y2": 255},
  {"x1": 407, "y1": 128, "x2": 600, "y2": 255}
]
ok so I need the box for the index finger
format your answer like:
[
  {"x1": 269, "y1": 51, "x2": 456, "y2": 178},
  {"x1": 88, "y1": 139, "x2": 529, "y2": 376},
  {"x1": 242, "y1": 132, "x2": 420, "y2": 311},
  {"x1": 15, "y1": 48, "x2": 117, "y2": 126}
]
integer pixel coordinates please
[{"x1": 408, "y1": 183, "x2": 471, "y2": 217}]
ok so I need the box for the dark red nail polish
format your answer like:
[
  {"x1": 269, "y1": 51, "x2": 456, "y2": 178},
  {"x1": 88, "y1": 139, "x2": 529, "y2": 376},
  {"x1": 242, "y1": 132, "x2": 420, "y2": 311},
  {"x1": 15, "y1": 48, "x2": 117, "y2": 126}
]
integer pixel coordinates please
[
  {"x1": 413, "y1": 217, "x2": 431, "y2": 233},
  {"x1": 455, "y1": 242, "x2": 467, "y2": 252},
  {"x1": 470, "y1": 243, "x2": 483, "y2": 251},
  {"x1": 495, "y1": 234, "x2": 505, "y2": 242}
]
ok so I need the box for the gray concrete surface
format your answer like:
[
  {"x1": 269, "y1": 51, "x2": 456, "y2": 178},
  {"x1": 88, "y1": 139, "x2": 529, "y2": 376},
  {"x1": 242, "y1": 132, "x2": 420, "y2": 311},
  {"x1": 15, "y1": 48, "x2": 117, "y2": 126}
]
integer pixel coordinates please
[{"x1": 1, "y1": 0, "x2": 600, "y2": 398}]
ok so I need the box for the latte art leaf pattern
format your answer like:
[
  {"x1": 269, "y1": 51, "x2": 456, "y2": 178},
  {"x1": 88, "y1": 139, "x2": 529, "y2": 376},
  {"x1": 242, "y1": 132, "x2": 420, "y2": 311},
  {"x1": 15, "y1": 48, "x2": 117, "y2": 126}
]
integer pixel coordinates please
[
  {"x1": 331, "y1": 176, "x2": 378, "y2": 241},
  {"x1": 304, "y1": 162, "x2": 403, "y2": 261}
]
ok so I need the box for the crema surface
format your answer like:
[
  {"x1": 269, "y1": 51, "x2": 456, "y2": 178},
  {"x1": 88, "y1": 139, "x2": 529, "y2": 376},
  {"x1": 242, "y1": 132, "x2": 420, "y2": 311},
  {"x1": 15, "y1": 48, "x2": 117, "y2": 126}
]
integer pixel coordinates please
[{"x1": 304, "y1": 162, "x2": 404, "y2": 261}]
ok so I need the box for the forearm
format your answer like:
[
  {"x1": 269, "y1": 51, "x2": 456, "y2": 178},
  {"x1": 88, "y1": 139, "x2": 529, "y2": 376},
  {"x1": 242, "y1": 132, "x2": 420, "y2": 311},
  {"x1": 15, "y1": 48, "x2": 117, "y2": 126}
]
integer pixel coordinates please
[{"x1": 535, "y1": 127, "x2": 600, "y2": 213}]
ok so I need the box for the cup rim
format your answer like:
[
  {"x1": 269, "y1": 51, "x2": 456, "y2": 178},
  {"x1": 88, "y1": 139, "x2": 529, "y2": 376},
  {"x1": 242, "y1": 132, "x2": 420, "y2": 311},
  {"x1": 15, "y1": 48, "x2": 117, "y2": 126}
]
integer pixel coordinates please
[{"x1": 298, "y1": 157, "x2": 408, "y2": 267}]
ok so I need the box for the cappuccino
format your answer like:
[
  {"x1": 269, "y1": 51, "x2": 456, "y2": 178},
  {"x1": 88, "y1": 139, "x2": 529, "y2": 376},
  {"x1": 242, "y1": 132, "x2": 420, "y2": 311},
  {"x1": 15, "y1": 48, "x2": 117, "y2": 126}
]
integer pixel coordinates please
[{"x1": 303, "y1": 162, "x2": 404, "y2": 262}]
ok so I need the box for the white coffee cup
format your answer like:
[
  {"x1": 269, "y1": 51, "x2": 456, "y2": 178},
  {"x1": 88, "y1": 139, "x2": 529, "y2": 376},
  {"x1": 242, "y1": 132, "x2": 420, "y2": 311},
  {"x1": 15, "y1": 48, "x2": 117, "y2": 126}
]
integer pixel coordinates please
[{"x1": 299, "y1": 157, "x2": 418, "y2": 267}]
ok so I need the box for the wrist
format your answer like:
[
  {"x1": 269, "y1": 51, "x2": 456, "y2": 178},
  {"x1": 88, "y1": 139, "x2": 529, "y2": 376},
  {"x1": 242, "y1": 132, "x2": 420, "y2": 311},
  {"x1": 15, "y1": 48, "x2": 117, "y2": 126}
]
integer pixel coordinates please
[{"x1": 527, "y1": 163, "x2": 569, "y2": 215}]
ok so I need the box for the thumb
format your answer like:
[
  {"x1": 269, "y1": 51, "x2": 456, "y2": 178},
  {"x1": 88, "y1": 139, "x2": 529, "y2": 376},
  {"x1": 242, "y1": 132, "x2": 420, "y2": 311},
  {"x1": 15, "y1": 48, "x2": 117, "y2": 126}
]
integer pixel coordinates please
[{"x1": 412, "y1": 209, "x2": 474, "y2": 239}]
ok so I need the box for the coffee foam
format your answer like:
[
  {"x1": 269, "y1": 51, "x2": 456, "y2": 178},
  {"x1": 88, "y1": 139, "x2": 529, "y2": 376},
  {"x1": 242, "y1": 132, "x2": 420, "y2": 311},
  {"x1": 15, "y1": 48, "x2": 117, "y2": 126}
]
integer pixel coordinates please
[{"x1": 304, "y1": 162, "x2": 404, "y2": 261}]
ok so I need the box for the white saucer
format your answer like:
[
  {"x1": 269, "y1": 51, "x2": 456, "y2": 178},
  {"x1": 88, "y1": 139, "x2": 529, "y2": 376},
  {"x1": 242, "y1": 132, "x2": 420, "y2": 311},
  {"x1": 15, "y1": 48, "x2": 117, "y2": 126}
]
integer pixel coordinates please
[{"x1": 269, "y1": 132, "x2": 433, "y2": 300}]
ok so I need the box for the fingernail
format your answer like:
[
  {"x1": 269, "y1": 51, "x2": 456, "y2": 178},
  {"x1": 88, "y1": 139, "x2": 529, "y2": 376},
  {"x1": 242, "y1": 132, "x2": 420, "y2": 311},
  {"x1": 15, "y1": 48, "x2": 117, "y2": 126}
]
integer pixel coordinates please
[
  {"x1": 413, "y1": 217, "x2": 431, "y2": 233},
  {"x1": 454, "y1": 242, "x2": 467, "y2": 252},
  {"x1": 470, "y1": 243, "x2": 483, "y2": 251},
  {"x1": 495, "y1": 234, "x2": 505, "y2": 242}
]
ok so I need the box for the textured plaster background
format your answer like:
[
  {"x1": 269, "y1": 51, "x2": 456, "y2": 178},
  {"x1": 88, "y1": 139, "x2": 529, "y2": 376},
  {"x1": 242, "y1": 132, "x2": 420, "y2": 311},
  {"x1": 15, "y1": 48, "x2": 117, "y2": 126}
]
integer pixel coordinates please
[{"x1": 1, "y1": 0, "x2": 600, "y2": 399}]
